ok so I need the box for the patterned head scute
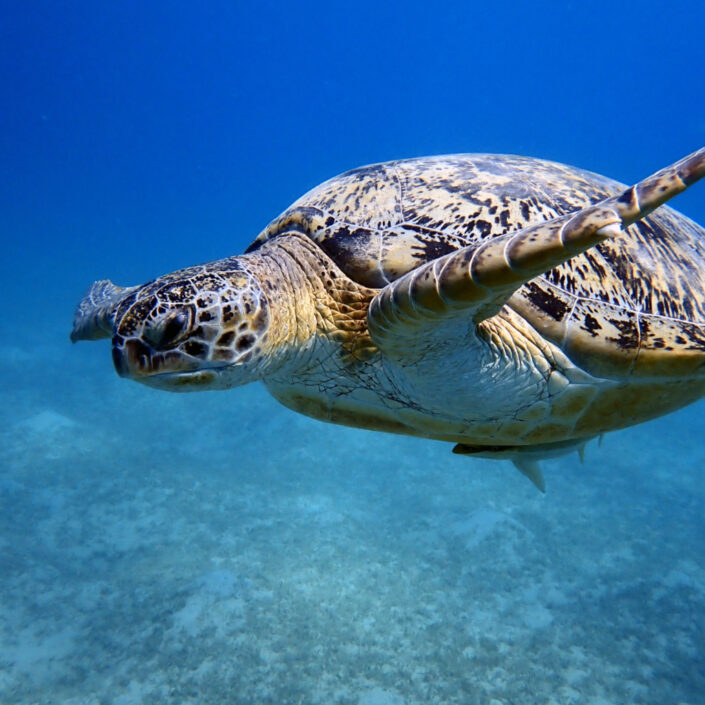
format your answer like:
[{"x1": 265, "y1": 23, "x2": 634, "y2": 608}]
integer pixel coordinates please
[{"x1": 111, "y1": 257, "x2": 269, "y2": 388}]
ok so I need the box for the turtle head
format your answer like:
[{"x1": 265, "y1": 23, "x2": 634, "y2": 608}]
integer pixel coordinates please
[{"x1": 72, "y1": 257, "x2": 277, "y2": 391}]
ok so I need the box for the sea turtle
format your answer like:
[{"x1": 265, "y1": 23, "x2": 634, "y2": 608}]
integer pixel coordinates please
[{"x1": 72, "y1": 148, "x2": 705, "y2": 491}]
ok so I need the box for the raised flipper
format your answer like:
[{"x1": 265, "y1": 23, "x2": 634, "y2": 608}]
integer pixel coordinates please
[
  {"x1": 70, "y1": 280, "x2": 137, "y2": 342},
  {"x1": 368, "y1": 148, "x2": 705, "y2": 355}
]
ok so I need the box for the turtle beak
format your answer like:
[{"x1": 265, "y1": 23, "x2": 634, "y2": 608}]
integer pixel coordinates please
[
  {"x1": 110, "y1": 335, "x2": 220, "y2": 390},
  {"x1": 111, "y1": 337, "x2": 153, "y2": 377},
  {"x1": 111, "y1": 334, "x2": 206, "y2": 382}
]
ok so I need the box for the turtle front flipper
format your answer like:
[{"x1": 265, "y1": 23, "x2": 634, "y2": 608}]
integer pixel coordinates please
[
  {"x1": 71, "y1": 279, "x2": 137, "y2": 342},
  {"x1": 367, "y1": 147, "x2": 705, "y2": 355}
]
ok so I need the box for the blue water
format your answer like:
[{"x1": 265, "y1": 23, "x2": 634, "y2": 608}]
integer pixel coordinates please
[{"x1": 2, "y1": 1, "x2": 704, "y2": 703}]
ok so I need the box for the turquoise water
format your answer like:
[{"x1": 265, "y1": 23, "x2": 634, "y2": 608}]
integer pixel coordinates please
[{"x1": 2, "y1": 2, "x2": 705, "y2": 703}]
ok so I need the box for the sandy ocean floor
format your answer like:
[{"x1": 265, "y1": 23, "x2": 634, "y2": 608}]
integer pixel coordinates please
[{"x1": 1, "y1": 328, "x2": 704, "y2": 705}]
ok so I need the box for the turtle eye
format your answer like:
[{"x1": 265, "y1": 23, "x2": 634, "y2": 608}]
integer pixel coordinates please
[{"x1": 149, "y1": 307, "x2": 194, "y2": 349}]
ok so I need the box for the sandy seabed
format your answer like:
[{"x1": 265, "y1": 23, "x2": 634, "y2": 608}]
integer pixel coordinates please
[{"x1": 1, "y1": 334, "x2": 703, "y2": 705}]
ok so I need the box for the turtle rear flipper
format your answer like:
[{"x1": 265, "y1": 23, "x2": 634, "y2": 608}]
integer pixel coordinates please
[
  {"x1": 71, "y1": 280, "x2": 136, "y2": 342},
  {"x1": 367, "y1": 147, "x2": 705, "y2": 355},
  {"x1": 453, "y1": 438, "x2": 591, "y2": 492}
]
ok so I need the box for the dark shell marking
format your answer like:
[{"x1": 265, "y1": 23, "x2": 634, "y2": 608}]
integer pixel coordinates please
[{"x1": 248, "y1": 154, "x2": 705, "y2": 378}]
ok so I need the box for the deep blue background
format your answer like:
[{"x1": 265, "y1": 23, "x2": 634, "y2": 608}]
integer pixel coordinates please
[{"x1": 3, "y1": 0, "x2": 704, "y2": 337}]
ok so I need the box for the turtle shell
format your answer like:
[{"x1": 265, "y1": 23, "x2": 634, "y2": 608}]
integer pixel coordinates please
[{"x1": 246, "y1": 155, "x2": 705, "y2": 378}]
